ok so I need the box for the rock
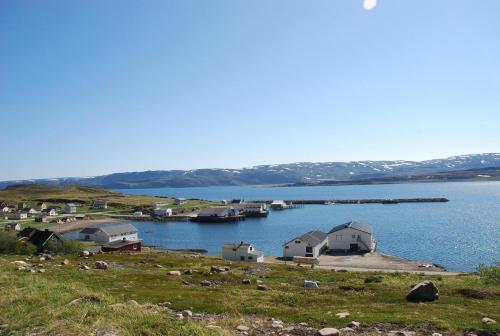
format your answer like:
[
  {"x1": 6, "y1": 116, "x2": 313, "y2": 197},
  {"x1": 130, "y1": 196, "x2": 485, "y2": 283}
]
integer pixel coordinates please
[
  {"x1": 81, "y1": 265, "x2": 91, "y2": 270},
  {"x1": 347, "y1": 321, "x2": 360, "y2": 328},
  {"x1": 210, "y1": 266, "x2": 227, "y2": 273},
  {"x1": 388, "y1": 331, "x2": 415, "y2": 336},
  {"x1": 340, "y1": 327, "x2": 355, "y2": 334},
  {"x1": 95, "y1": 261, "x2": 109, "y2": 270},
  {"x1": 0, "y1": 324, "x2": 8, "y2": 329},
  {"x1": 45, "y1": 254, "x2": 54, "y2": 260},
  {"x1": 236, "y1": 325, "x2": 249, "y2": 332},
  {"x1": 184, "y1": 269, "x2": 193, "y2": 275},
  {"x1": 200, "y1": 280, "x2": 212, "y2": 286},
  {"x1": 481, "y1": 317, "x2": 496, "y2": 324},
  {"x1": 304, "y1": 280, "x2": 320, "y2": 288},
  {"x1": 192, "y1": 313, "x2": 203, "y2": 319},
  {"x1": 257, "y1": 284, "x2": 269, "y2": 291},
  {"x1": 406, "y1": 281, "x2": 439, "y2": 302},
  {"x1": 38, "y1": 269, "x2": 46, "y2": 273},
  {"x1": 335, "y1": 312, "x2": 350, "y2": 318},
  {"x1": 432, "y1": 333, "x2": 443, "y2": 336},
  {"x1": 17, "y1": 267, "x2": 26, "y2": 271},
  {"x1": 182, "y1": 280, "x2": 190, "y2": 285},
  {"x1": 175, "y1": 313, "x2": 184, "y2": 320},
  {"x1": 182, "y1": 310, "x2": 193, "y2": 317},
  {"x1": 127, "y1": 300, "x2": 139, "y2": 306},
  {"x1": 242, "y1": 279, "x2": 251, "y2": 285},
  {"x1": 62, "y1": 259, "x2": 70, "y2": 265},
  {"x1": 155, "y1": 264, "x2": 163, "y2": 268},
  {"x1": 167, "y1": 270, "x2": 181, "y2": 276},
  {"x1": 158, "y1": 302, "x2": 171, "y2": 307},
  {"x1": 271, "y1": 320, "x2": 283, "y2": 329},
  {"x1": 39, "y1": 256, "x2": 46, "y2": 261},
  {"x1": 319, "y1": 328, "x2": 340, "y2": 336},
  {"x1": 12, "y1": 261, "x2": 30, "y2": 267},
  {"x1": 80, "y1": 251, "x2": 90, "y2": 257}
]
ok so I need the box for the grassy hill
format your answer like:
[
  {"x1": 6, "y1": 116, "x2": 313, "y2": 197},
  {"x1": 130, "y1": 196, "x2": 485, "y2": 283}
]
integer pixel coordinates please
[{"x1": 0, "y1": 251, "x2": 498, "y2": 335}]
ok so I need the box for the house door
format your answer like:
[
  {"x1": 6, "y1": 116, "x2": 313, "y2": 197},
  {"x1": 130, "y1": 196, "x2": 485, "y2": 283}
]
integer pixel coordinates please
[
  {"x1": 349, "y1": 244, "x2": 359, "y2": 252},
  {"x1": 305, "y1": 246, "x2": 313, "y2": 257}
]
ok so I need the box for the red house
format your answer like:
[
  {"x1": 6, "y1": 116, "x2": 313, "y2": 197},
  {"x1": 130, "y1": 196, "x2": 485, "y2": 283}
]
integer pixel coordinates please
[{"x1": 101, "y1": 240, "x2": 141, "y2": 252}]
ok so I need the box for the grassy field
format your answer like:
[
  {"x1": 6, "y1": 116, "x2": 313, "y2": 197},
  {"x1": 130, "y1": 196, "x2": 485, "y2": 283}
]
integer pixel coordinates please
[{"x1": 0, "y1": 250, "x2": 498, "y2": 336}]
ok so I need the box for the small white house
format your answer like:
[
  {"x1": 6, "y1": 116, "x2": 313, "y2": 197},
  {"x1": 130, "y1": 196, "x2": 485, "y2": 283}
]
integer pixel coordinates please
[
  {"x1": 327, "y1": 221, "x2": 376, "y2": 252},
  {"x1": 65, "y1": 203, "x2": 77, "y2": 214},
  {"x1": 133, "y1": 211, "x2": 143, "y2": 217},
  {"x1": 174, "y1": 198, "x2": 187, "y2": 205},
  {"x1": 43, "y1": 209, "x2": 57, "y2": 216},
  {"x1": 283, "y1": 230, "x2": 328, "y2": 259},
  {"x1": 91, "y1": 199, "x2": 108, "y2": 209},
  {"x1": 153, "y1": 208, "x2": 172, "y2": 217},
  {"x1": 79, "y1": 224, "x2": 139, "y2": 244},
  {"x1": 1, "y1": 206, "x2": 11, "y2": 213},
  {"x1": 222, "y1": 242, "x2": 264, "y2": 262},
  {"x1": 9, "y1": 212, "x2": 28, "y2": 220}
]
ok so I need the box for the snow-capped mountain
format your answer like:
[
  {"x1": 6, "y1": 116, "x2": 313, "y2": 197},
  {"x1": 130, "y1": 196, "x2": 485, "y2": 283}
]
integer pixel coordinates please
[{"x1": 1, "y1": 153, "x2": 499, "y2": 189}]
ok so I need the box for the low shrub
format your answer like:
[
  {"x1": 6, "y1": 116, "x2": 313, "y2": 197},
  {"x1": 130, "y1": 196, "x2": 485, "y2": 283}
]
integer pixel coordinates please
[
  {"x1": 0, "y1": 231, "x2": 37, "y2": 255},
  {"x1": 476, "y1": 262, "x2": 500, "y2": 285}
]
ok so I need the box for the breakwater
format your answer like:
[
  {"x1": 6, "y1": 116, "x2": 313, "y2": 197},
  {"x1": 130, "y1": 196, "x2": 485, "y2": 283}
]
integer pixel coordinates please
[{"x1": 253, "y1": 198, "x2": 449, "y2": 205}]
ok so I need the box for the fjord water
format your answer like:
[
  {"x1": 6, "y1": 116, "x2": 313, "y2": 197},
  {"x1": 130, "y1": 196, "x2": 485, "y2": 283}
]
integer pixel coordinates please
[{"x1": 112, "y1": 182, "x2": 499, "y2": 272}]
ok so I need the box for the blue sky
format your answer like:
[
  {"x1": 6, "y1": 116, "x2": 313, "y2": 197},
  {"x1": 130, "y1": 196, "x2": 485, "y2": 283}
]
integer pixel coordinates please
[{"x1": 1, "y1": 0, "x2": 499, "y2": 180}]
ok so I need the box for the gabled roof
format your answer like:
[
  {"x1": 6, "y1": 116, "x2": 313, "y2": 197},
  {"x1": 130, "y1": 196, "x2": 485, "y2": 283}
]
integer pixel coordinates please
[
  {"x1": 80, "y1": 227, "x2": 100, "y2": 234},
  {"x1": 66, "y1": 203, "x2": 77, "y2": 207},
  {"x1": 198, "y1": 207, "x2": 232, "y2": 216},
  {"x1": 284, "y1": 230, "x2": 328, "y2": 247},
  {"x1": 18, "y1": 227, "x2": 37, "y2": 238},
  {"x1": 28, "y1": 230, "x2": 61, "y2": 246},
  {"x1": 103, "y1": 240, "x2": 141, "y2": 249},
  {"x1": 223, "y1": 242, "x2": 252, "y2": 248},
  {"x1": 328, "y1": 221, "x2": 373, "y2": 235},
  {"x1": 99, "y1": 224, "x2": 138, "y2": 236}
]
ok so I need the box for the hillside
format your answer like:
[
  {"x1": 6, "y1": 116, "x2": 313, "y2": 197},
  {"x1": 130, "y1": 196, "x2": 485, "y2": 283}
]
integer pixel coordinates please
[
  {"x1": 0, "y1": 251, "x2": 499, "y2": 335},
  {"x1": 1, "y1": 153, "x2": 500, "y2": 189}
]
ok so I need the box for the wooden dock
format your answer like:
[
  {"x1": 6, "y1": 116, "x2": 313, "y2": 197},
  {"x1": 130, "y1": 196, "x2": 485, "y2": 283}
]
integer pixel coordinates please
[{"x1": 253, "y1": 198, "x2": 449, "y2": 205}]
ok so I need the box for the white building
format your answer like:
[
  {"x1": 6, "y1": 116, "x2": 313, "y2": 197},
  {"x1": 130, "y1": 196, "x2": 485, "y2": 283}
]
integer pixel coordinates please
[
  {"x1": 283, "y1": 230, "x2": 328, "y2": 259},
  {"x1": 133, "y1": 211, "x2": 143, "y2": 217},
  {"x1": 153, "y1": 208, "x2": 172, "y2": 217},
  {"x1": 91, "y1": 199, "x2": 108, "y2": 209},
  {"x1": 79, "y1": 224, "x2": 139, "y2": 244},
  {"x1": 65, "y1": 203, "x2": 77, "y2": 214},
  {"x1": 2, "y1": 206, "x2": 11, "y2": 213},
  {"x1": 222, "y1": 242, "x2": 264, "y2": 262},
  {"x1": 43, "y1": 209, "x2": 57, "y2": 216},
  {"x1": 270, "y1": 200, "x2": 289, "y2": 210},
  {"x1": 174, "y1": 198, "x2": 187, "y2": 205},
  {"x1": 327, "y1": 221, "x2": 376, "y2": 253}
]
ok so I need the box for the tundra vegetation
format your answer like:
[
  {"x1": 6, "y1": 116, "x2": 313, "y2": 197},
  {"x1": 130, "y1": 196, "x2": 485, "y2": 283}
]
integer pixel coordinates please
[{"x1": 0, "y1": 250, "x2": 498, "y2": 336}]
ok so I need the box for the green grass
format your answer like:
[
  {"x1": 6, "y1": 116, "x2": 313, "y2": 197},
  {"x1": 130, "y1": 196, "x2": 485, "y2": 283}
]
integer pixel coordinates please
[{"x1": 0, "y1": 251, "x2": 498, "y2": 335}]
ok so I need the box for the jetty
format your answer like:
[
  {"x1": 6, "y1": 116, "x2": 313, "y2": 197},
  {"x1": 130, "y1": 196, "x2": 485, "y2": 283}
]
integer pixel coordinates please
[{"x1": 253, "y1": 197, "x2": 449, "y2": 205}]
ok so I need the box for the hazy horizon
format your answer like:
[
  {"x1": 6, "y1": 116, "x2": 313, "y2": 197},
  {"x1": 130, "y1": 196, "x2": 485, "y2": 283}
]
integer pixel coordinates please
[{"x1": 1, "y1": 1, "x2": 499, "y2": 180}]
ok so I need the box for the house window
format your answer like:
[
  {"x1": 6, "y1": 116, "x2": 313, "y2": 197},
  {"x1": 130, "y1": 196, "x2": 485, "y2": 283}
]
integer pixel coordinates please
[
  {"x1": 240, "y1": 256, "x2": 245, "y2": 261},
  {"x1": 285, "y1": 246, "x2": 289, "y2": 249},
  {"x1": 352, "y1": 235, "x2": 356, "y2": 239},
  {"x1": 295, "y1": 240, "x2": 301, "y2": 244},
  {"x1": 336, "y1": 235, "x2": 342, "y2": 241},
  {"x1": 248, "y1": 256, "x2": 253, "y2": 260},
  {"x1": 305, "y1": 246, "x2": 313, "y2": 253}
]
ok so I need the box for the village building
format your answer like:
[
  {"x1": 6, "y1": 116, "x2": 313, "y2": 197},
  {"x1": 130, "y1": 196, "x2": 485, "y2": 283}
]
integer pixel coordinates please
[
  {"x1": 34, "y1": 202, "x2": 47, "y2": 211},
  {"x1": 4, "y1": 222, "x2": 21, "y2": 232},
  {"x1": 35, "y1": 215, "x2": 49, "y2": 223},
  {"x1": 173, "y1": 198, "x2": 187, "y2": 205},
  {"x1": 191, "y1": 207, "x2": 243, "y2": 222},
  {"x1": 75, "y1": 214, "x2": 89, "y2": 220},
  {"x1": 222, "y1": 242, "x2": 264, "y2": 262},
  {"x1": 22, "y1": 208, "x2": 39, "y2": 216},
  {"x1": 102, "y1": 240, "x2": 142, "y2": 252},
  {"x1": 18, "y1": 228, "x2": 63, "y2": 251},
  {"x1": 153, "y1": 208, "x2": 172, "y2": 217},
  {"x1": 42, "y1": 208, "x2": 57, "y2": 216},
  {"x1": 91, "y1": 199, "x2": 108, "y2": 209},
  {"x1": 9, "y1": 212, "x2": 28, "y2": 220},
  {"x1": 270, "y1": 200, "x2": 289, "y2": 210},
  {"x1": 65, "y1": 203, "x2": 77, "y2": 214},
  {"x1": 133, "y1": 211, "x2": 143, "y2": 217},
  {"x1": 283, "y1": 230, "x2": 328, "y2": 259},
  {"x1": 1, "y1": 205, "x2": 12, "y2": 213},
  {"x1": 234, "y1": 203, "x2": 268, "y2": 217},
  {"x1": 79, "y1": 224, "x2": 139, "y2": 244},
  {"x1": 47, "y1": 206, "x2": 62, "y2": 213},
  {"x1": 327, "y1": 221, "x2": 376, "y2": 253}
]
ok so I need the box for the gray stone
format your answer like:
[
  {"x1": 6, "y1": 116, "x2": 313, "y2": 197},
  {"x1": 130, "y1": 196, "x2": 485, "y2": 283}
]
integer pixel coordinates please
[
  {"x1": 319, "y1": 328, "x2": 340, "y2": 336},
  {"x1": 182, "y1": 310, "x2": 193, "y2": 317},
  {"x1": 257, "y1": 284, "x2": 269, "y2": 291},
  {"x1": 184, "y1": 269, "x2": 193, "y2": 275},
  {"x1": 304, "y1": 280, "x2": 320, "y2": 288},
  {"x1": 38, "y1": 269, "x2": 46, "y2": 273},
  {"x1": 236, "y1": 325, "x2": 249, "y2": 332},
  {"x1": 242, "y1": 278, "x2": 251, "y2": 285},
  {"x1": 80, "y1": 251, "x2": 90, "y2": 257},
  {"x1": 200, "y1": 280, "x2": 212, "y2": 286},
  {"x1": 127, "y1": 300, "x2": 139, "y2": 306},
  {"x1": 481, "y1": 317, "x2": 496, "y2": 324},
  {"x1": 95, "y1": 261, "x2": 109, "y2": 270},
  {"x1": 81, "y1": 265, "x2": 91, "y2": 270},
  {"x1": 175, "y1": 313, "x2": 184, "y2": 320},
  {"x1": 62, "y1": 259, "x2": 70, "y2": 265},
  {"x1": 339, "y1": 327, "x2": 355, "y2": 333},
  {"x1": 347, "y1": 321, "x2": 360, "y2": 328},
  {"x1": 167, "y1": 270, "x2": 181, "y2": 276},
  {"x1": 406, "y1": 281, "x2": 439, "y2": 302},
  {"x1": 335, "y1": 312, "x2": 350, "y2": 318}
]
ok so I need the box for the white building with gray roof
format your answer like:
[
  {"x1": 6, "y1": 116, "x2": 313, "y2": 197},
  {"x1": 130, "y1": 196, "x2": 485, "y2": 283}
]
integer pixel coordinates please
[
  {"x1": 327, "y1": 221, "x2": 375, "y2": 252},
  {"x1": 79, "y1": 224, "x2": 139, "y2": 244},
  {"x1": 282, "y1": 230, "x2": 328, "y2": 259}
]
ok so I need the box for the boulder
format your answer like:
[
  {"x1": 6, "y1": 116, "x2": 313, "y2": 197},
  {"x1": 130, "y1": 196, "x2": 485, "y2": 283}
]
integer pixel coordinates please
[
  {"x1": 304, "y1": 280, "x2": 320, "y2": 288},
  {"x1": 257, "y1": 284, "x2": 269, "y2": 291},
  {"x1": 242, "y1": 279, "x2": 251, "y2": 285},
  {"x1": 12, "y1": 261, "x2": 30, "y2": 268},
  {"x1": 126, "y1": 300, "x2": 139, "y2": 306},
  {"x1": 319, "y1": 328, "x2": 340, "y2": 336},
  {"x1": 80, "y1": 265, "x2": 91, "y2": 270},
  {"x1": 346, "y1": 321, "x2": 360, "y2": 328},
  {"x1": 339, "y1": 327, "x2": 355, "y2": 334},
  {"x1": 481, "y1": 317, "x2": 496, "y2": 325},
  {"x1": 200, "y1": 280, "x2": 212, "y2": 286},
  {"x1": 167, "y1": 270, "x2": 181, "y2": 276},
  {"x1": 236, "y1": 325, "x2": 249, "y2": 332},
  {"x1": 184, "y1": 269, "x2": 193, "y2": 275},
  {"x1": 155, "y1": 264, "x2": 163, "y2": 268},
  {"x1": 38, "y1": 269, "x2": 46, "y2": 273},
  {"x1": 175, "y1": 313, "x2": 184, "y2": 320},
  {"x1": 80, "y1": 251, "x2": 90, "y2": 257},
  {"x1": 406, "y1": 281, "x2": 439, "y2": 302},
  {"x1": 182, "y1": 310, "x2": 193, "y2": 317},
  {"x1": 95, "y1": 261, "x2": 109, "y2": 270},
  {"x1": 62, "y1": 259, "x2": 70, "y2": 265},
  {"x1": 335, "y1": 312, "x2": 350, "y2": 318},
  {"x1": 210, "y1": 266, "x2": 227, "y2": 273}
]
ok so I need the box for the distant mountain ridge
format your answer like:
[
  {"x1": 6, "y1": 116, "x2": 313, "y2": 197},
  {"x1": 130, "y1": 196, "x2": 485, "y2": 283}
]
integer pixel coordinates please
[{"x1": 1, "y1": 153, "x2": 500, "y2": 189}]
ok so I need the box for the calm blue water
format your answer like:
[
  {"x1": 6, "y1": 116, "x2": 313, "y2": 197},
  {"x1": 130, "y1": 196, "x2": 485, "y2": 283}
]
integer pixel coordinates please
[{"x1": 73, "y1": 182, "x2": 500, "y2": 272}]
